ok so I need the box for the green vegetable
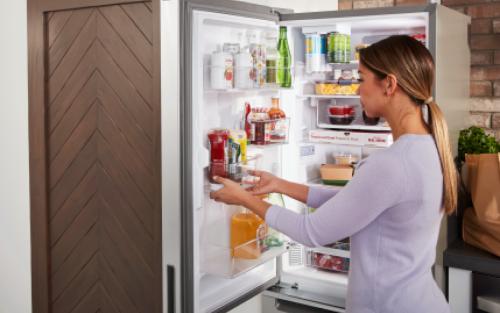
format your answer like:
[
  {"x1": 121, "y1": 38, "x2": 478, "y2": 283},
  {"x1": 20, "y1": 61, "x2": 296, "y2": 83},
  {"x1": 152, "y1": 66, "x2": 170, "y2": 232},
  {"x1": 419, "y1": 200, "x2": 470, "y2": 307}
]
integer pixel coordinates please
[{"x1": 457, "y1": 126, "x2": 500, "y2": 169}]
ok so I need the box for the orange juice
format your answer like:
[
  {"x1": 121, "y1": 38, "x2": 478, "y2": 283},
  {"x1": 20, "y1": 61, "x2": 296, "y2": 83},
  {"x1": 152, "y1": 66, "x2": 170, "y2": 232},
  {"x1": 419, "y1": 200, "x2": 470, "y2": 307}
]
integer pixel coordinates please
[{"x1": 230, "y1": 212, "x2": 267, "y2": 259}]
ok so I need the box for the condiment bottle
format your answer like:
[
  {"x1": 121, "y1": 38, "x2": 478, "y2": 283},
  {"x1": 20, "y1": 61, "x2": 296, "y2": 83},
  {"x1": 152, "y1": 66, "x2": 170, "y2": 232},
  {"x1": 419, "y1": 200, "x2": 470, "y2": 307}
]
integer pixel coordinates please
[
  {"x1": 268, "y1": 98, "x2": 287, "y2": 142},
  {"x1": 207, "y1": 128, "x2": 230, "y2": 184}
]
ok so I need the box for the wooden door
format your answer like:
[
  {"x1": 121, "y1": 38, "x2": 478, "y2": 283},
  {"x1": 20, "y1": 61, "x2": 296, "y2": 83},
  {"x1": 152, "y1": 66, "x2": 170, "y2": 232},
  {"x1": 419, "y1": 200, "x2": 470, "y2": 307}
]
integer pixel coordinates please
[{"x1": 41, "y1": 3, "x2": 160, "y2": 312}]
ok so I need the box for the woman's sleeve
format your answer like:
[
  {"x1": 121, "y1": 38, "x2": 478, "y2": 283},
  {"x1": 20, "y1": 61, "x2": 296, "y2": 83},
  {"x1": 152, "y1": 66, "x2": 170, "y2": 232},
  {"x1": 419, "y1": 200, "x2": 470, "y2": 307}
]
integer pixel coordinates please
[
  {"x1": 265, "y1": 151, "x2": 408, "y2": 247},
  {"x1": 306, "y1": 186, "x2": 342, "y2": 209}
]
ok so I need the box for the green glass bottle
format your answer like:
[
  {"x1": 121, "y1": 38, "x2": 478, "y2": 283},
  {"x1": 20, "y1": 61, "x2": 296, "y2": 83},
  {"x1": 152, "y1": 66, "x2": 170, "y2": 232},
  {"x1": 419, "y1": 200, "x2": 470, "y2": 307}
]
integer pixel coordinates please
[{"x1": 277, "y1": 27, "x2": 292, "y2": 88}]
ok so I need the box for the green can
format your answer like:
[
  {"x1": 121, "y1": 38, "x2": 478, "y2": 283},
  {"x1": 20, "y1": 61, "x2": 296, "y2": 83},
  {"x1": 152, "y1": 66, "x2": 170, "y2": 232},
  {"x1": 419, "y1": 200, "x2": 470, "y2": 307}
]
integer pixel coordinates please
[
  {"x1": 326, "y1": 32, "x2": 337, "y2": 63},
  {"x1": 344, "y1": 35, "x2": 351, "y2": 63},
  {"x1": 336, "y1": 34, "x2": 346, "y2": 63}
]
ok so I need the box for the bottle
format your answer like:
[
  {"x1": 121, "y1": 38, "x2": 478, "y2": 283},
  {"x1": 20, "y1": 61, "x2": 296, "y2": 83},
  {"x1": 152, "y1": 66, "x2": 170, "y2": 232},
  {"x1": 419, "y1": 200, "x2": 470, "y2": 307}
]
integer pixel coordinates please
[
  {"x1": 266, "y1": 193, "x2": 285, "y2": 247},
  {"x1": 242, "y1": 29, "x2": 257, "y2": 54},
  {"x1": 226, "y1": 138, "x2": 238, "y2": 181},
  {"x1": 277, "y1": 27, "x2": 292, "y2": 88},
  {"x1": 268, "y1": 97, "x2": 287, "y2": 143},
  {"x1": 207, "y1": 128, "x2": 230, "y2": 185},
  {"x1": 230, "y1": 209, "x2": 268, "y2": 259},
  {"x1": 265, "y1": 30, "x2": 280, "y2": 88}
]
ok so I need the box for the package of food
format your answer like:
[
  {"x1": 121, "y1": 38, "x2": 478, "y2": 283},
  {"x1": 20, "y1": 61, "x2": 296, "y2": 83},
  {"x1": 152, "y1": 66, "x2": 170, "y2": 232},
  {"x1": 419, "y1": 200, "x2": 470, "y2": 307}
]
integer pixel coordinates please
[
  {"x1": 316, "y1": 80, "x2": 340, "y2": 95},
  {"x1": 333, "y1": 152, "x2": 358, "y2": 165},
  {"x1": 354, "y1": 44, "x2": 370, "y2": 61},
  {"x1": 321, "y1": 164, "x2": 353, "y2": 186},
  {"x1": 309, "y1": 129, "x2": 393, "y2": 147}
]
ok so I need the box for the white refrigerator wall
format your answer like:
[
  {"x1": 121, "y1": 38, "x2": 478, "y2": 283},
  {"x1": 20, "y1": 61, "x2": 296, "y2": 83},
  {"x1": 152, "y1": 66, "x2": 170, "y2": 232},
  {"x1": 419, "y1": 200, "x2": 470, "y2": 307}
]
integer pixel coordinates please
[{"x1": 0, "y1": 1, "x2": 32, "y2": 313}]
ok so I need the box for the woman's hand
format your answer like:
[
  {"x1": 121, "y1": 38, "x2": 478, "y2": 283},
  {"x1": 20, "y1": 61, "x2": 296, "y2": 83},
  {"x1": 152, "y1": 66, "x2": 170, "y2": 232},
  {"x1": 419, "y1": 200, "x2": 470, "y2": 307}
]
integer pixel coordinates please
[
  {"x1": 209, "y1": 176, "x2": 253, "y2": 206},
  {"x1": 209, "y1": 175, "x2": 273, "y2": 220},
  {"x1": 247, "y1": 170, "x2": 282, "y2": 195}
]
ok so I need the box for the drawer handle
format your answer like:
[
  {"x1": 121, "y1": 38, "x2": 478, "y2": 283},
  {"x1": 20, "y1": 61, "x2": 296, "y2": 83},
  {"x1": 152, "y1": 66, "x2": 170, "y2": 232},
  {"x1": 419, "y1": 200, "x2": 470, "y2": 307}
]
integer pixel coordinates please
[{"x1": 478, "y1": 296, "x2": 500, "y2": 313}]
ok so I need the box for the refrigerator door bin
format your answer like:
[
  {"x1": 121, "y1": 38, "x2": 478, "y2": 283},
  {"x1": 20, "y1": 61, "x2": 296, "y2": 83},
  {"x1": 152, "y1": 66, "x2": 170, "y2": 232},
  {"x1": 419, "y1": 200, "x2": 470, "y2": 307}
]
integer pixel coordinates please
[
  {"x1": 207, "y1": 156, "x2": 263, "y2": 187},
  {"x1": 202, "y1": 236, "x2": 290, "y2": 279},
  {"x1": 205, "y1": 65, "x2": 295, "y2": 92},
  {"x1": 242, "y1": 118, "x2": 291, "y2": 146}
]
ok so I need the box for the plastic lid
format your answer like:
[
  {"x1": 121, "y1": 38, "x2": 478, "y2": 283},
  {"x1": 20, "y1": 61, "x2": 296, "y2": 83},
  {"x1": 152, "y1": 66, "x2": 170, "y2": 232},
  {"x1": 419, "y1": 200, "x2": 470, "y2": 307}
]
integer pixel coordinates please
[
  {"x1": 338, "y1": 79, "x2": 353, "y2": 86},
  {"x1": 208, "y1": 127, "x2": 230, "y2": 135},
  {"x1": 317, "y1": 80, "x2": 338, "y2": 84},
  {"x1": 333, "y1": 152, "x2": 359, "y2": 158}
]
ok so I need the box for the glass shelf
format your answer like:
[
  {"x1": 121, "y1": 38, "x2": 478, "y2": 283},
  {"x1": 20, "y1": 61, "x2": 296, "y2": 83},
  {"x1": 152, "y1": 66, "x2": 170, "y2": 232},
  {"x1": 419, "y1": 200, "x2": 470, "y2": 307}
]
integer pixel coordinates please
[{"x1": 297, "y1": 94, "x2": 360, "y2": 99}]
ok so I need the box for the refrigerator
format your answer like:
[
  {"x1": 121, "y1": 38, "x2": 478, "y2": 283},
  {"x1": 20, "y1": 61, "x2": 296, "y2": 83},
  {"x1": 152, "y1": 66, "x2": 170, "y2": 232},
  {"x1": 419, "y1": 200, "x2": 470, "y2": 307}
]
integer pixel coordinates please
[{"x1": 160, "y1": 1, "x2": 471, "y2": 312}]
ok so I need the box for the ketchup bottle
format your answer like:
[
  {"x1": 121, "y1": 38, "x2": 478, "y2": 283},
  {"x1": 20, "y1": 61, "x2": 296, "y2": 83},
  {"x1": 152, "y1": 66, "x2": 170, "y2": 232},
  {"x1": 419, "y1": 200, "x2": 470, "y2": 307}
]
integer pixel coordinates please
[{"x1": 207, "y1": 128, "x2": 230, "y2": 184}]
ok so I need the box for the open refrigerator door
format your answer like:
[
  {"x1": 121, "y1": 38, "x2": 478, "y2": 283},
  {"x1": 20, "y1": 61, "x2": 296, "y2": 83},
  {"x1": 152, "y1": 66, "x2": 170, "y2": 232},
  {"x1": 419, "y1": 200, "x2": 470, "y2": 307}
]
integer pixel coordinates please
[{"x1": 191, "y1": 7, "x2": 295, "y2": 313}]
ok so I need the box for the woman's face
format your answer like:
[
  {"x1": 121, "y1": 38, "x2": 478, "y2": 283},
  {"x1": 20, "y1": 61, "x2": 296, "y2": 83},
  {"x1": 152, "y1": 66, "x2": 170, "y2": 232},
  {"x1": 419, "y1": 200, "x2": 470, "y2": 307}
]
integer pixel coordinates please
[{"x1": 356, "y1": 62, "x2": 387, "y2": 118}]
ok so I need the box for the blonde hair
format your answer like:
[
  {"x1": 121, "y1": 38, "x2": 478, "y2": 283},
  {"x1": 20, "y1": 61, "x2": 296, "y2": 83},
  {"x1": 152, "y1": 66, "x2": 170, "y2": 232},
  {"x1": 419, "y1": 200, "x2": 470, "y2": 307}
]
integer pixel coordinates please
[{"x1": 360, "y1": 35, "x2": 457, "y2": 215}]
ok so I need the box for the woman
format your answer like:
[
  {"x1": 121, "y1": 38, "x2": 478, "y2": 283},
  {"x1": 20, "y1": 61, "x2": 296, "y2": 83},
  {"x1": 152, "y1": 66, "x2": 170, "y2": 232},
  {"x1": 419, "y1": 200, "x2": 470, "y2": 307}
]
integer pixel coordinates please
[{"x1": 210, "y1": 35, "x2": 456, "y2": 313}]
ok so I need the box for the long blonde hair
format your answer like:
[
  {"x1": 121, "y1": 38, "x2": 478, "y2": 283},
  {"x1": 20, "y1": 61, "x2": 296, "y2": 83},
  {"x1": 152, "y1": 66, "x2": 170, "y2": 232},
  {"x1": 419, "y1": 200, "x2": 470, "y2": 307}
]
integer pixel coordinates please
[{"x1": 360, "y1": 35, "x2": 457, "y2": 215}]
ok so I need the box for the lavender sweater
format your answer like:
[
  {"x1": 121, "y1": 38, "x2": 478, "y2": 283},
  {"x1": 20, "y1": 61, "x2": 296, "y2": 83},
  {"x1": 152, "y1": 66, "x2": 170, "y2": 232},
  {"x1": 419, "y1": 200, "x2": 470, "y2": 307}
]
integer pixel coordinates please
[{"x1": 266, "y1": 134, "x2": 450, "y2": 313}]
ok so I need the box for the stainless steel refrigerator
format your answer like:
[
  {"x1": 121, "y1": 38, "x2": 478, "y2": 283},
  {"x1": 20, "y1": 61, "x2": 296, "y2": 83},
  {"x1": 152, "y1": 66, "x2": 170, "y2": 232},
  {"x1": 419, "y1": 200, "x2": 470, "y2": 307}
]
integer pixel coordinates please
[{"x1": 160, "y1": 1, "x2": 470, "y2": 312}]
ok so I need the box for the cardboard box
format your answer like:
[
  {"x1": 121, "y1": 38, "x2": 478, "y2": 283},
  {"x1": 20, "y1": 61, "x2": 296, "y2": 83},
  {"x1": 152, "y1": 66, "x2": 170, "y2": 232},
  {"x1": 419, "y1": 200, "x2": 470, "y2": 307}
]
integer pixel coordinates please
[
  {"x1": 309, "y1": 129, "x2": 393, "y2": 147},
  {"x1": 321, "y1": 164, "x2": 353, "y2": 186}
]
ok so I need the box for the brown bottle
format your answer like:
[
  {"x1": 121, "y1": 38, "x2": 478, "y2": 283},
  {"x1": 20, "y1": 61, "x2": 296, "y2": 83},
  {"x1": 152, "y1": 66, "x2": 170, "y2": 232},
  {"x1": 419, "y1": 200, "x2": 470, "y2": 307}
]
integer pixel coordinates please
[
  {"x1": 268, "y1": 98, "x2": 287, "y2": 143},
  {"x1": 268, "y1": 97, "x2": 286, "y2": 120}
]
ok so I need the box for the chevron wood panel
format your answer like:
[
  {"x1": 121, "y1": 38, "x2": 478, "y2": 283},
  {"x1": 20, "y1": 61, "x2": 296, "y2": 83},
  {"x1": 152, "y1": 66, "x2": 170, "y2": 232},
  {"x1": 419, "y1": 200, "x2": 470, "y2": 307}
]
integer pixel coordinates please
[{"x1": 45, "y1": 4, "x2": 158, "y2": 312}]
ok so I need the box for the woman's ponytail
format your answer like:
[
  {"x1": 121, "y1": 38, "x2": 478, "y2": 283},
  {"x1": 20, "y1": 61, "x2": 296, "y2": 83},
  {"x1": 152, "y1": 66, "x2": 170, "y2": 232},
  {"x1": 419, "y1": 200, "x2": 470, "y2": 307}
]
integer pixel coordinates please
[{"x1": 426, "y1": 100, "x2": 457, "y2": 214}]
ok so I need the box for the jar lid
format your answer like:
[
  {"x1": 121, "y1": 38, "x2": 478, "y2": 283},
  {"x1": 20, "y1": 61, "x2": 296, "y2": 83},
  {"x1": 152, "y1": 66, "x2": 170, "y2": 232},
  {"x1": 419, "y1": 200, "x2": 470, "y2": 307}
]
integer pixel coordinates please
[
  {"x1": 333, "y1": 152, "x2": 359, "y2": 158},
  {"x1": 316, "y1": 80, "x2": 338, "y2": 84}
]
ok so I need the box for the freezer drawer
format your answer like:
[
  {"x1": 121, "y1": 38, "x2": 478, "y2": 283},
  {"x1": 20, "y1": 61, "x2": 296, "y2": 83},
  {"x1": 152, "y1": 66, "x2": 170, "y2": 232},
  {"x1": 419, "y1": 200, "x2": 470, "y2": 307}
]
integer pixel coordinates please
[
  {"x1": 263, "y1": 286, "x2": 346, "y2": 312},
  {"x1": 473, "y1": 272, "x2": 500, "y2": 313}
]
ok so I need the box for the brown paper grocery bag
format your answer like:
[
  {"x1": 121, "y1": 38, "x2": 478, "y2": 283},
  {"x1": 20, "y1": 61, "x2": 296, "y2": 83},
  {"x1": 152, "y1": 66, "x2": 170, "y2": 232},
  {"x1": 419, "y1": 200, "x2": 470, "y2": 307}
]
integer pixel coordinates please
[{"x1": 462, "y1": 154, "x2": 500, "y2": 257}]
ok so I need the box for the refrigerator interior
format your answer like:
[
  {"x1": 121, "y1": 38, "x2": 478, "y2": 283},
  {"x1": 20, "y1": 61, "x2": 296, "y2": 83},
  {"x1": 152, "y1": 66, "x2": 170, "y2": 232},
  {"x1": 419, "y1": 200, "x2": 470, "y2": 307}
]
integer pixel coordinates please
[
  {"x1": 279, "y1": 11, "x2": 429, "y2": 301},
  {"x1": 192, "y1": 9, "x2": 429, "y2": 312}
]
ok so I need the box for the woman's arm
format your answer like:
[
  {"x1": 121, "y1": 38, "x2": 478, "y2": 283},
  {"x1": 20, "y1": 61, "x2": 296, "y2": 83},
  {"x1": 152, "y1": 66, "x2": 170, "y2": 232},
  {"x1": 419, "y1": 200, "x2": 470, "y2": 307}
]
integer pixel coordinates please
[
  {"x1": 248, "y1": 170, "x2": 341, "y2": 207},
  {"x1": 266, "y1": 151, "x2": 408, "y2": 247}
]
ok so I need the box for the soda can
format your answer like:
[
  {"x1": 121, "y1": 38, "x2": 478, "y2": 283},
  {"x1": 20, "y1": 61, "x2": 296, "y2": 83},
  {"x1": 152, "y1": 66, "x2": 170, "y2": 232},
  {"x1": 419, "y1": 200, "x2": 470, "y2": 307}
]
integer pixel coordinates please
[
  {"x1": 305, "y1": 33, "x2": 322, "y2": 73},
  {"x1": 344, "y1": 35, "x2": 351, "y2": 63},
  {"x1": 320, "y1": 34, "x2": 328, "y2": 72},
  {"x1": 326, "y1": 32, "x2": 337, "y2": 64},
  {"x1": 335, "y1": 34, "x2": 345, "y2": 64},
  {"x1": 249, "y1": 43, "x2": 266, "y2": 88},
  {"x1": 223, "y1": 43, "x2": 240, "y2": 55}
]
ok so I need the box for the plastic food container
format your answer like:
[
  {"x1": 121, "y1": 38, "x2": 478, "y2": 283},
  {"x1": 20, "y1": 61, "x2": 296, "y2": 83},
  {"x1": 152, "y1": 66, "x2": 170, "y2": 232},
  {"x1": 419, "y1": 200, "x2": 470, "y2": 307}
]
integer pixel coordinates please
[
  {"x1": 316, "y1": 80, "x2": 358, "y2": 95},
  {"x1": 309, "y1": 252, "x2": 350, "y2": 272},
  {"x1": 333, "y1": 152, "x2": 358, "y2": 165},
  {"x1": 316, "y1": 80, "x2": 339, "y2": 95},
  {"x1": 327, "y1": 103, "x2": 356, "y2": 125},
  {"x1": 362, "y1": 110, "x2": 380, "y2": 126}
]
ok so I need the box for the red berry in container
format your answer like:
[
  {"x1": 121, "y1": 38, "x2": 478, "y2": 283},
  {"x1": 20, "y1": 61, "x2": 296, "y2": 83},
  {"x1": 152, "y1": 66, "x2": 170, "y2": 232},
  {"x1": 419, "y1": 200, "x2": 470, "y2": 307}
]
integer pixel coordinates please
[
  {"x1": 331, "y1": 264, "x2": 343, "y2": 271},
  {"x1": 331, "y1": 257, "x2": 343, "y2": 265}
]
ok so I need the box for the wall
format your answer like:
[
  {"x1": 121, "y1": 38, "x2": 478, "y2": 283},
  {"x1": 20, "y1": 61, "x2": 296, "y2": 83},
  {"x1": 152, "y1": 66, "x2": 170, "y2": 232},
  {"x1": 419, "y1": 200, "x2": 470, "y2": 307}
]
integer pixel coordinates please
[
  {"x1": 0, "y1": 1, "x2": 32, "y2": 313},
  {"x1": 443, "y1": 0, "x2": 500, "y2": 139},
  {"x1": 338, "y1": 0, "x2": 500, "y2": 142}
]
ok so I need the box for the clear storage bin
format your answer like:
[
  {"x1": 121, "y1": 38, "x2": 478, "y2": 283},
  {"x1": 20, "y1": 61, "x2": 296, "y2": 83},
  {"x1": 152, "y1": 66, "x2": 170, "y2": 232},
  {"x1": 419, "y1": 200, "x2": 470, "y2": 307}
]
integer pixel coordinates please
[
  {"x1": 208, "y1": 156, "x2": 263, "y2": 189},
  {"x1": 305, "y1": 208, "x2": 351, "y2": 272},
  {"x1": 240, "y1": 118, "x2": 290, "y2": 146},
  {"x1": 205, "y1": 65, "x2": 295, "y2": 91},
  {"x1": 202, "y1": 234, "x2": 290, "y2": 279}
]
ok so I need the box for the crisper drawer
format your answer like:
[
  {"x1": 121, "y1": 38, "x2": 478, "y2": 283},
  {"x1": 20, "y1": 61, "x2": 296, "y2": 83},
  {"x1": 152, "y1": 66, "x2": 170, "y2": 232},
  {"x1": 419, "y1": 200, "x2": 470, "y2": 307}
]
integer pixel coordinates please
[
  {"x1": 304, "y1": 239, "x2": 350, "y2": 273},
  {"x1": 473, "y1": 272, "x2": 500, "y2": 313}
]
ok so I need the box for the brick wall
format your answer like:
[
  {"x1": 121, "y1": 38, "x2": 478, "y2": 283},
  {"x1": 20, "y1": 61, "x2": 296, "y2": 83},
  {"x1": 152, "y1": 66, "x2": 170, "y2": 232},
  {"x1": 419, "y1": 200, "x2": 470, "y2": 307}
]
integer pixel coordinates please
[{"x1": 339, "y1": 0, "x2": 500, "y2": 141}]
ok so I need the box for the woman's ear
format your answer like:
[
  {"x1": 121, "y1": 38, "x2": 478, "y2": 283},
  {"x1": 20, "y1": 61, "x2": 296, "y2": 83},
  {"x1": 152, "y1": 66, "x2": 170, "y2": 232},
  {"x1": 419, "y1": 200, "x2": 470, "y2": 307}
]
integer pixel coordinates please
[{"x1": 385, "y1": 74, "x2": 398, "y2": 96}]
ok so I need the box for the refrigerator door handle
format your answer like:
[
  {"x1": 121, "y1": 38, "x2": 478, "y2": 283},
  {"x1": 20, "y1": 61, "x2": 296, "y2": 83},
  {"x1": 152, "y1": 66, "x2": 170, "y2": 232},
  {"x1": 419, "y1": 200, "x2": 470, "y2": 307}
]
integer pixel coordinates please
[{"x1": 167, "y1": 265, "x2": 175, "y2": 313}]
